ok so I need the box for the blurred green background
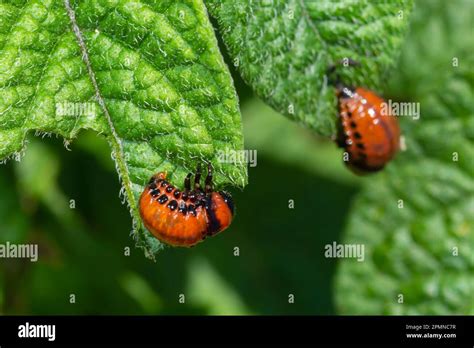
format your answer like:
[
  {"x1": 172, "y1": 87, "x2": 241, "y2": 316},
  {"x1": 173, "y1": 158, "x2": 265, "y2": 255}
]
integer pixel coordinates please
[{"x1": 0, "y1": 0, "x2": 471, "y2": 315}]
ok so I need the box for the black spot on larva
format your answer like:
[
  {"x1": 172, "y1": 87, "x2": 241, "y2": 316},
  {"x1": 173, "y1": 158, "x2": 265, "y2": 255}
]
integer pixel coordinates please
[
  {"x1": 356, "y1": 143, "x2": 365, "y2": 149},
  {"x1": 354, "y1": 132, "x2": 362, "y2": 139},
  {"x1": 181, "y1": 191, "x2": 189, "y2": 201},
  {"x1": 350, "y1": 121, "x2": 357, "y2": 128},
  {"x1": 160, "y1": 180, "x2": 168, "y2": 187},
  {"x1": 150, "y1": 189, "x2": 160, "y2": 197},
  {"x1": 148, "y1": 177, "x2": 156, "y2": 185},
  {"x1": 178, "y1": 203, "x2": 187, "y2": 215},
  {"x1": 149, "y1": 182, "x2": 157, "y2": 190},
  {"x1": 188, "y1": 204, "x2": 197, "y2": 217},
  {"x1": 347, "y1": 111, "x2": 352, "y2": 118},
  {"x1": 195, "y1": 198, "x2": 207, "y2": 208},
  {"x1": 158, "y1": 194, "x2": 168, "y2": 204},
  {"x1": 166, "y1": 185, "x2": 174, "y2": 193},
  {"x1": 173, "y1": 190, "x2": 181, "y2": 199},
  {"x1": 167, "y1": 200, "x2": 178, "y2": 211},
  {"x1": 188, "y1": 191, "x2": 196, "y2": 202}
]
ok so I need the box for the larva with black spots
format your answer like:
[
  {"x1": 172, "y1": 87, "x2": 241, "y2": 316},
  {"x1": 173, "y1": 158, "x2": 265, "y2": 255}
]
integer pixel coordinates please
[
  {"x1": 336, "y1": 86, "x2": 400, "y2": 173},
  {"x1": 139, "y1": 164, "x2": 234, "y2": 247}
]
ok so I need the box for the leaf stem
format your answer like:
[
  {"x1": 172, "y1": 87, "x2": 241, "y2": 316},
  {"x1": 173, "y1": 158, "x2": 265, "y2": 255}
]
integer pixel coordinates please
[{"x1": 63, "y1": 0, "x2": 156, "y2": 257}]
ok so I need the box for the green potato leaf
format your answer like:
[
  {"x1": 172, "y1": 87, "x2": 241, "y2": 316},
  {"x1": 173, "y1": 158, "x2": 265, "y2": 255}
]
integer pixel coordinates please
[
  {"x1": 0, "y1": 0, "x2": 247, "y2": 259},
  {"x1": 207, "y1": 0, "x2": 413, "y2": 135}
]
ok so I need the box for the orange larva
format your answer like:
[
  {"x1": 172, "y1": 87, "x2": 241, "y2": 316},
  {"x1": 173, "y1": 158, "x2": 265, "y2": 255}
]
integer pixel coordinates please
[
  {"x1": 327, "y1": 59, "x2": 401, "y2": 173},
  {"x1": 139, "y1": 164, "x2": 234, "y2": 247},
  {"x1": 336, "y1": 86, "x2": 400, "y2": 173}
]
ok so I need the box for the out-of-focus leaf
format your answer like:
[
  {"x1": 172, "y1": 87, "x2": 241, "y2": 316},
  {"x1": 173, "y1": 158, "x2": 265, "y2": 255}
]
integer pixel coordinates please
[
  {"x1": 187, "y1": 257, "x2": 252, "y2": 315},
  {"x1": 336, "y1": 0, "x2": 474, "y2": 315},
  {"x1": 0, "y1": 170, "x2": 29, "y2": 243},
  {"x1": 119, "y1": 271, "x2": 162, "y2": 314},
  {"x1": 207, "y1": 0, "x2": 413, "y2": 135}
]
